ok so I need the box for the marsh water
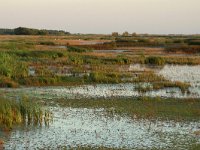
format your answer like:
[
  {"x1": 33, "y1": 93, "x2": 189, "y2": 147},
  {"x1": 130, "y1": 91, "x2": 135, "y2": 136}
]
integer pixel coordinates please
[
  {"x1": 1, "y1": 64, "x2": 200, "y2": 149},
  {"x1": 2, "y1": 107, "x2": 200, "y2": 150},
  {"x1": 5, "y1": 64, "x2": 200, "y2": 100},
  {"x1": 94, "y1": 50, "x2": 128, "y2": 53}
]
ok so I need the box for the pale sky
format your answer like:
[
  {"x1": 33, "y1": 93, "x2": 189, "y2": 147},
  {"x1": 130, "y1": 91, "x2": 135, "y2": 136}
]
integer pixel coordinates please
[{"x1": 0, "y1": 0, "x2": 200, "y2": 34}]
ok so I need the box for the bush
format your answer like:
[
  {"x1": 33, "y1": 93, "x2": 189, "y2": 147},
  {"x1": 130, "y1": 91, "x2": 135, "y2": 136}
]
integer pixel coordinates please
[{"x1": 13, "y1": 27, "x2": 70, "y2": 35}]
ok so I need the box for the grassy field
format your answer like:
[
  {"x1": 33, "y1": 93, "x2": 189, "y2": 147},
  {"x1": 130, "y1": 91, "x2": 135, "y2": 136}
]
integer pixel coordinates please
[{"x1": 0, "y1": 34, "x2": 197, "y2": 90}]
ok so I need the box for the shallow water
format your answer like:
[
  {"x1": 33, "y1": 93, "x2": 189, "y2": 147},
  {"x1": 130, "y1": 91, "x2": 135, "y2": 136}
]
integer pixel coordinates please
[
  {"x1": 1, "y1": 65, "x2": 200, "y2": 149},
  {"x1": 0, "y1": 83, "x2": 195, "y2": 100},
  {"x1": 2, "y1": 65, "x2": 200, "y2": 99},
  {"x1": 158, "y1": 65, "x2": 200, "y2": 97},
  {"x1": 94, "y1": 50, "x2": 127, "y2": 53},
  {"x1": 2, "y1": 107, "x2": 200, "y2": 150},
  {"x1": 129, "y1": 64, "x2": 200, "y2": 86},
  {"x1": 158, "y1": 65, "x2": 200, "y2": 86}
]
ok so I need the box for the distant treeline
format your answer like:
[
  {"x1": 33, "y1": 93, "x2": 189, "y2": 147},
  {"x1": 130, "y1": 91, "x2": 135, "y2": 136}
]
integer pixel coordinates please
[{"x1": 0, "y1": 27, "x2": 70, "y2": 35}]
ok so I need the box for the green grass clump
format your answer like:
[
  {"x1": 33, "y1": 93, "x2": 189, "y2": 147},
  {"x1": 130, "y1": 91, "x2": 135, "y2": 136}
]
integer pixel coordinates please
[
  {"x1": 88, "y1": 72, "x2": 120, "y2": 83},
  {"x1": 0, "y1": 42, "x2": 34, "y2": 50},
  {"x1": 8, "y1": 50, "x2": 66, "y2": 59},
  {"x1": 19, "y1": 76, "x2": 84, "y2": 86},
  {"x1": 0, "y1": 98, "x2": 52, "y2": 129},
  {"x1": 68, "y1": 46, "x2": 92, "y2": 53},
  {"x1": 0, "y1": 52, "x2": 28, "y2": 87},
  {"x1": 145, "y1": 56, "x2": 166, "y2": 65},
  {"x1": 39, "y1": 41, "x2": 56, "y2": 46},
  {"x1": 152, "y1": 81, "x2": 190, "y2": 93},
  {"x1": 0, "y1": 52, "x2": 28, "y2": 79}
]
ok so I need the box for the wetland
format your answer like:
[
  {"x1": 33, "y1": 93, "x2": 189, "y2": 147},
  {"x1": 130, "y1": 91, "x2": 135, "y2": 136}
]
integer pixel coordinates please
[{"x1": 0, "y1": 33, "x2": 200, "y2": 149}]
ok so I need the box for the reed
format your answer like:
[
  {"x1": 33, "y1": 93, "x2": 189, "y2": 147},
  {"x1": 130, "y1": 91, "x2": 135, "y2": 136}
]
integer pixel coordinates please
[{"x1": 0, "y1": 97, "x2": 52, "y2": 129}]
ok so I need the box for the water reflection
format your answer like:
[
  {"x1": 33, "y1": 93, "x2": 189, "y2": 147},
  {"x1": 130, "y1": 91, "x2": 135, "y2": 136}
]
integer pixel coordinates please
[{"x1": 2, "y1": 107, "x2": 200, "y2": 150}]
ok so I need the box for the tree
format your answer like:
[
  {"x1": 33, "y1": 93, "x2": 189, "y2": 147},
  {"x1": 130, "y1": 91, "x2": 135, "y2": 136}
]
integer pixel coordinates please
[
  {"x1": 122, "y1": 31, "x2": 129, "y2": 37},
  {"x1": 112, "y1": 32, "x2": 119, "y2": 37},
  {"x1": 132, "y1": 32, "x2": 137, "y2": 37}
]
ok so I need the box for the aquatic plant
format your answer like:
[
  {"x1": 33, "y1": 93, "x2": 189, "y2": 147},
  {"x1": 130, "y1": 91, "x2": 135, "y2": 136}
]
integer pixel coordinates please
[
  {"x1": 0, "y1": 97, "x2": 52, "y2": 129},
  {"x1": 68, "y1": 46, "x2": 92, "y2": 53},
  {"x1": 0, "y1": 52, "x2": 28, "y2": 87},
  {"x1": 0, "y1": 52, "x2": 28, "y2": 79},
  {"x1": 145, "y1": 56, "x2": 166, "y2": 66},
  {"x1": 88, "y1": 72, "x2": 120, "y2": 83},
  {"x1": 39, "y1": 41, "x2": 56, "y2": 46}
]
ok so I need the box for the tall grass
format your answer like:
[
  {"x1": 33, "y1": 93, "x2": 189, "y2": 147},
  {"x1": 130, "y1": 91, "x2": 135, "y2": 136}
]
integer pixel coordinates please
[
  {"x1": 0, "y1": 42, "x2": 34, "y2": 50},
  {"x1": 145, "y1": 56, "x2": 166, "y2": 65},
  {"x1": 0, "y1": 52, "x2": 28, "y2": 87},
  {"x1": 0, "y1": 98, "x2": 52, "y2": 129},
  {"x1": 39, "y1": 41, "x2": 56, "y2": 46},
  {"x1": 0, "y1": 52, "x2": 28, "y2": 79},
  {"x1": 67, "y1": 46, "x2": 92, "y2": 53}
]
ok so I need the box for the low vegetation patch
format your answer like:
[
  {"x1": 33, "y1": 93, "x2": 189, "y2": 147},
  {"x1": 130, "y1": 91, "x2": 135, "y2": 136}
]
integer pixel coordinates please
[
  {"x1": 165, "y1": 44, "x2": 200, "y2": 54},
  {"x1": 0, "y1": 52, "x2": 28, "y2": 87},
  {"x1": 54, "y1": 97, "x2": 200, "y2": 121},
  {"x1": 39, "y1": 41, "x2": 56, "y2": 46},
  {"x1": 67, "y1": 46, "x2": 92, "y2": 53},
  {"x1": 145, "y1": 56, "x2": 166, "y2": 65}
]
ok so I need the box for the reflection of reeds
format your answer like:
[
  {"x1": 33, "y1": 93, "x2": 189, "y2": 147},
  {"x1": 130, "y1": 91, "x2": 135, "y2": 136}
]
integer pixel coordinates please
[
  {"x1": 55, "y1": 98, "x2": 200, "y2": 121},
  {"x1": 0, "y1": 97, "x2": 52, "y2": 129}
]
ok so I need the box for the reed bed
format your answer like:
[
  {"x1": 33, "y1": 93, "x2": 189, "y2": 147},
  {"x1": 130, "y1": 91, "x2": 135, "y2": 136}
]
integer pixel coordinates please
[{"x1": 0, "y1": 97, "x2": 52, "y2": 129}]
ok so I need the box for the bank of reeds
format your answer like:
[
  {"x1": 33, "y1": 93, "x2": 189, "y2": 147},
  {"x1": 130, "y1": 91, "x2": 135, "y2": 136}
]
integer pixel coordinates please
[{"x1": 0, "y1": 97, "x2": 52, "y2": 129}]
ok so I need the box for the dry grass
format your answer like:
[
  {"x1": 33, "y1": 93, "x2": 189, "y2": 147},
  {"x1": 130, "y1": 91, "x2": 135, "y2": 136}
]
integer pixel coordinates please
[
  {"x1": 0, "y1": 35, "x2": 110, "y2": 46},
  {"x1": 194, "y1": 130, "x2": 200, "y2": 136}
]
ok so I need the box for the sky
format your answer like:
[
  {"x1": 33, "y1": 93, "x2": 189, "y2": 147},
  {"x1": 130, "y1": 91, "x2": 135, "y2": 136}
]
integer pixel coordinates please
[{"x1": 0, "y1": 0, "x2": 200, "y2": 34}]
